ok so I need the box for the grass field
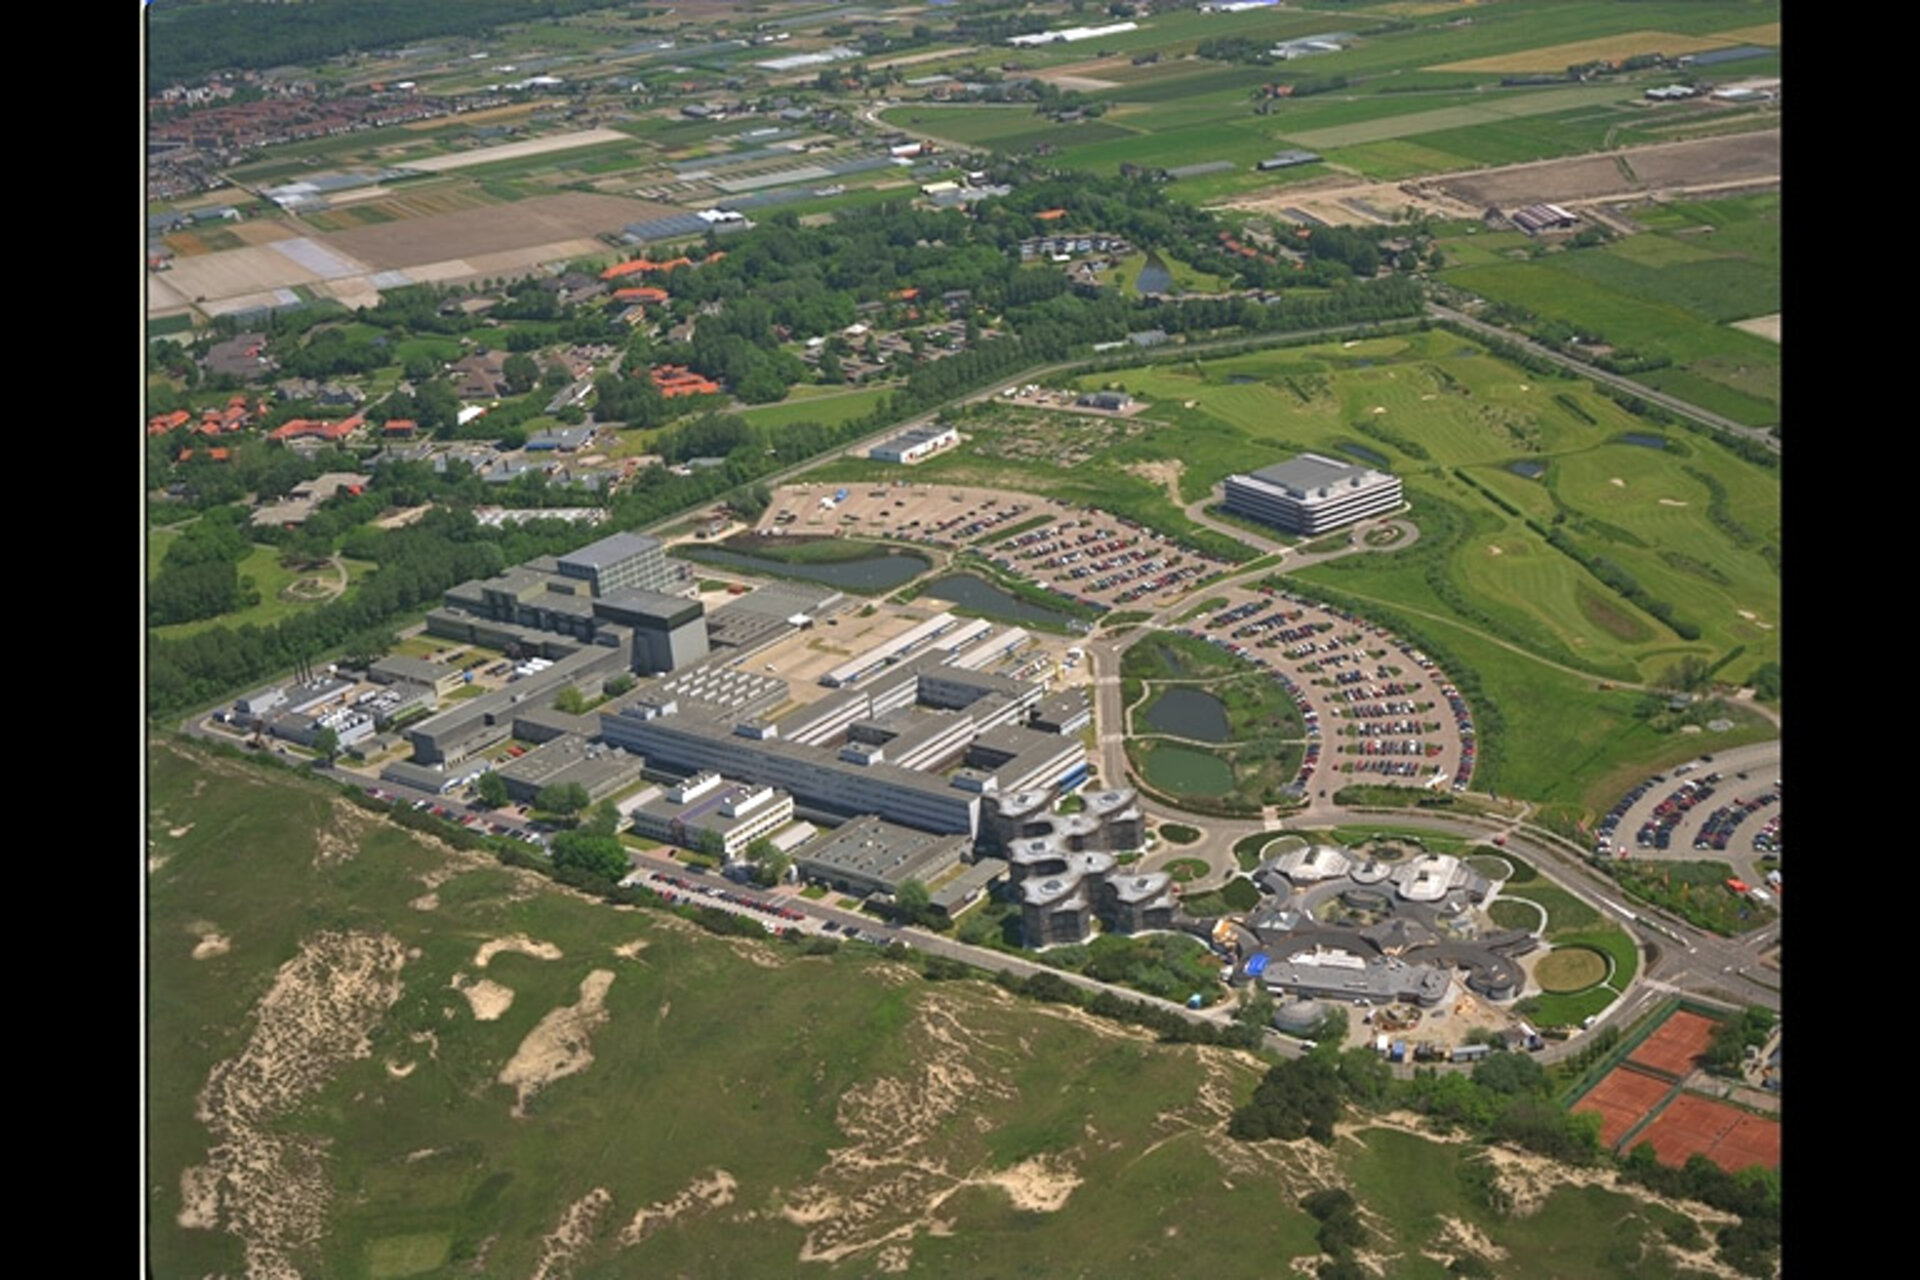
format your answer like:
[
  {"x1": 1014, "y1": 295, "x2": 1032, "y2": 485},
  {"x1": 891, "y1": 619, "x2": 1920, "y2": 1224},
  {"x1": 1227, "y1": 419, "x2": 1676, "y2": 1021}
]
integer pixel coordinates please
[
  {"x1": 151, "y1": 740, "x2": 1310, "y2": 1278},
  {"x1": 738, "y1": 385, "x2": 888, "y2": 430},
  {"x1": 1440, "y1": 194, "x2": 1781, "y2": 425},
  {"x1": 149, "y1": 543, "x2": 377, "y2": 640}
]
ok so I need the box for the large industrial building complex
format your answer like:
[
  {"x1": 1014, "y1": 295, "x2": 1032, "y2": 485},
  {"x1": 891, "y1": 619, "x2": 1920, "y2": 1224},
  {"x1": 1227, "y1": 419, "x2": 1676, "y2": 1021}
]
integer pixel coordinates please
[{"x1": 1223, "y1": 453, "x2": 1403, "y2": 535}]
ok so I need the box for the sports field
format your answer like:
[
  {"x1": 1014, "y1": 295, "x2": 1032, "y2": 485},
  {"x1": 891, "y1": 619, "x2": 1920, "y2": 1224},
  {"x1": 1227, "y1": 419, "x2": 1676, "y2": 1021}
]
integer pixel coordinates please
[
  {"x1": 1573, "y1": 1065, "x2": 1673, "y2": 1148},
  {"x1": 1628, "y1": 1008, "x2": 1720, "y2": 1077},
  {"x1": 1636, "y1": 1092, "x2": 1781, "y2": 1172}
]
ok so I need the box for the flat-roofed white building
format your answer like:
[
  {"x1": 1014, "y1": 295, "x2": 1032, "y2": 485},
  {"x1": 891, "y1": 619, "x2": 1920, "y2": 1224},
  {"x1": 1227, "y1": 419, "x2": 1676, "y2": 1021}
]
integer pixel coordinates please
[{"x1": 1224, "y1": 453, "x2": 1402, "y2": 535}]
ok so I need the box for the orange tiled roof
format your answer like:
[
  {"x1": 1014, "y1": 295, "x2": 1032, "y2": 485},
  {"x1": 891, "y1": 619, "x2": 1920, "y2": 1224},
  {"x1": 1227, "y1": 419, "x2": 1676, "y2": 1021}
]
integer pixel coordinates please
[
  {"x1": 1034, "y1": 208, "x2": 1068, "y2": 221},
  {"x1": 613, "y1": 286, "x2": 670, "y2": 303}
]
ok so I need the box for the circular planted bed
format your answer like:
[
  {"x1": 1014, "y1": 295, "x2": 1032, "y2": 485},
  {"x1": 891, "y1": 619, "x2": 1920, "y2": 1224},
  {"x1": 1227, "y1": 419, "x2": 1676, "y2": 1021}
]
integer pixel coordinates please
[
  {"x1": 1364, "y1": 524, "x2": 1405, "y2": 548},
  {"x1": 1164, "y1": 857, "x2": 1209, "y2": 883},
  {"x1": 1535, "y1": 945, "x2": 1609, "y2": 993},
  {"x1": 1467, "y1": 854, "x2": 1514, "y2": 882},
  {"x1": 1487, "y1": 898, "x2": 1545, "y2": 931},
  {"x1": 1159, "y1": 823, "x2": 1202, "y2": 845}
]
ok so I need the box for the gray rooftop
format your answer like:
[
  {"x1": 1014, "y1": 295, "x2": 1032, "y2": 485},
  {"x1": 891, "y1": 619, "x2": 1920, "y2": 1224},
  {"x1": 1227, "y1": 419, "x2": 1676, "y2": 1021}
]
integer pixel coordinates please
[
  {"x1": 557, "y1": 530, "x2": 662, "y2": 571},
  {"x1": 1247, "y1": 452, "x2": 1388, "y2": 495}
]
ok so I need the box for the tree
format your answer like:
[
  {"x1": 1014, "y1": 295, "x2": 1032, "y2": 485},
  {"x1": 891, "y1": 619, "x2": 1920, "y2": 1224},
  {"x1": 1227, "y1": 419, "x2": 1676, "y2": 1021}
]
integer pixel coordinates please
[
  {"x1": 694, "y1": 828, "x2": 725, "y2": 859},
  {"x1": 604, "y1": 674, "x2": 637, "y2": 698},
  {"x1": 550, "y1": 830, "x2": 629, "y2": 881},
  {"x1": 586, "y1": 799, "x2": 621, "y2": 838},
  {"x1": 475, "y1": 771, "x2": 510, "y2": 809},
  {"x1": 895, "y1": 878, "x2": 931, "y2": 922},
  {"x1": 502, "y1": 352, "x2": 540, "y2": 394},
  {"x1": 1472, "y1": 1049, "x2": 1547, "y2": 1096},
  {"x1": 537, "y1": 782, "x2": 590, "y2": 816},
  {"x1": 311, "y1": 726, "x2": 339, "y2": 763},
  {"x1": 553, "y1": 685, "x2": 588, "y2": 714}
]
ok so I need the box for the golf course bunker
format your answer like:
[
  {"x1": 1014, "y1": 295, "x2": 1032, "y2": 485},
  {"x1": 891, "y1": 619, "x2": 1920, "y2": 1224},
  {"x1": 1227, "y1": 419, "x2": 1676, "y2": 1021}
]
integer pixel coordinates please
[{"x1": 1142, "y1": 688, "x2": 1230, "y2": 742}]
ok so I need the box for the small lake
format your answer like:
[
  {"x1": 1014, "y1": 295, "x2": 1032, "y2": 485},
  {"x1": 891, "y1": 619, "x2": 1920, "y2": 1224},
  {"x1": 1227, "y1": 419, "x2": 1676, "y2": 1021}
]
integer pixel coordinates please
[
  {"x1": 1619, "y1": 432, "x2": 1668, "y2": 450},
  {"x1": 1338, "y1": 441, "x2": 1391, "y2": 468},
  {"x1": 920, "y1": 574, "x2": 1080, "y2": 627},
  {"x1": 1506, "y1": 460, "x2": 1548, "y2": 479},
  {"x1": 676, "y1": 546, "x2": 930, "y2": 592},
  {"x1": 1144, "y1": 688, "x2": 1230, "y2": 742},
  {"x1": 1136, "y1": 252, "x2": 1174, "y2": 295}
]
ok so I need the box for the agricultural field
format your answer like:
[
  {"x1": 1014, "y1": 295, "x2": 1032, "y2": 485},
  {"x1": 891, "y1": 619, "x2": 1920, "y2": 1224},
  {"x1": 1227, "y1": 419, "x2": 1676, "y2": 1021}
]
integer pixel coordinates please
[
  {"x1": 1441, "y1": 192, "x2": 1781, "y2": 426},
  {"x1": 146, "y1": 741, "x2": 1721, "y2": 1279}
]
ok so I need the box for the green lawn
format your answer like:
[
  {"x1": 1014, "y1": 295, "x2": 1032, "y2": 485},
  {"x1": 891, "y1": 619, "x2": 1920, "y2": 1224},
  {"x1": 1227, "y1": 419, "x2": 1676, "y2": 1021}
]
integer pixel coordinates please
[
  {"x1": 738, "y1": 385, "x2": 889, "y2": 430},
  {"x1": 149, "y1": 544, "x2": 378, "y2": 640}
]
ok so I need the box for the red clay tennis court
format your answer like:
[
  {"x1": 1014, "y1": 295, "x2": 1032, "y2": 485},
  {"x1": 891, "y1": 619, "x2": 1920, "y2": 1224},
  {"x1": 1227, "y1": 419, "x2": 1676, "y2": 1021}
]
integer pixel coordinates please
[
  {"x1": 1636, "y1": 1091, "x2": 1781, "y2": 1172},
  {"x1": 1574, "y1": 1065, "x2": 1673, "y2": 1148},
  {"x1": 1628, "y1": 1009, "x2": 1720, "y2": 1077}
]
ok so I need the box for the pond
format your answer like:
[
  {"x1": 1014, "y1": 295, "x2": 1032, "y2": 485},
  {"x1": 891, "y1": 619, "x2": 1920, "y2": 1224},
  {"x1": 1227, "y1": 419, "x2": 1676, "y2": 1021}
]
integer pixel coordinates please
[
  {"x1": 1143, "y1": 687, "x2": 1230, "y2": 742},
  {"x1": 920, "y1": 574, "x2": 1081, "y2": 627},
  {"x1": 675, "y1": 546, "x2": 931, "y2": 593},
  {"x1": 1338, "y1": 441, "x2": 1391, "y2": 468},
  {"x1": 1506, "y1": 459, "x2": 1548, "y2": 479},
  {"x1": 1618, "y1": 432, "x2": 1668, "y2": 450},
  {"x1": 1136, "y1": 252, "x2": 1174, "y2": 295},
  {"x1": 1227, "y1": 374, "x2": 1261, "y2": 385}
]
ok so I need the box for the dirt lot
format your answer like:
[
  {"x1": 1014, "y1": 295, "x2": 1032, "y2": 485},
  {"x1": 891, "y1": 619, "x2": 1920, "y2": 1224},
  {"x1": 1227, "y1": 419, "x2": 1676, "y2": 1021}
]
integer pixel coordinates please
[
  {"x1": 1222, "y1": 174, "x2": 1480, "y2": 227},
  {"x1": 1224, "y1": 130, "x2": 1780, "y2": 227},
  {"x1": 1732, "y1": 313, "x2": 1780, "y2": 343},
  {"x1": 1429, "y1": 130, "x2": 1780, "y2": 209},
  {"x1": 322, "y1": 192, "x2": 681, "y2": 271},
  {"x1": 1433, "y1": 31, "x2": 1749, "y2": 75}
]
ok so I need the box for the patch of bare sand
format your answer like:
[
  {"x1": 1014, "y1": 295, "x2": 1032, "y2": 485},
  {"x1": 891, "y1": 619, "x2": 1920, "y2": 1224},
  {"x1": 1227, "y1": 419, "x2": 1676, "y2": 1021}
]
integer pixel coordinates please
[
  {"x1": 476, "y1": 934, "x2": 564, "y2": 968},
  {"x1": 169, "y1": 823, "x2": 195, "y2": 837},
  {"x1": 149, "y1": 852, "x2": 170, "y2": 873},
  {"x1": 313, "y1": 797, "x2": 376, "y2": 867},
  {"x1": 452, "y1": 973, "x2": 515, "y2": 1022},
  {"x1": 179, "y1": 930, "x2": 408, "y2": 1276},
  {"x1": 190, "y1": 923, "x2": 231, "y2": 960},
  {"x1": 499, "y1": 970, "x2": 615, "y2": 1117},
  {"x1": 385, "y1": 1059, "x2": 417, "y2": 1078},
  {"x1": 1732, "y1": 313, "x2": 1780, "y2": 343},
  {"x1": 781, "y1": 991, "x2": 1028, "y2": 1265},
  {"x1": 1487, "y1": 544, "x2": 1504, "y2": 556},
  {"x1": 1659, "y1": 498, "x2": 1689, "y2": 507},
  {"x1": 613, "y1": 938, "x2": 650, "y2": 959},
  {"x1": 531, "y1": 1187, "x2": 613, "y2": 1280},
  {"x1": 1611, "y1": 477, "x2": 1626, "y2": 487},
  {"x1": 409, "y1": 891, "x2": 439, "y2": 911},
  {"x1": 1429, "y1": 1215, "x2": 1508, "y2": 1265},
  {"x1": 1124, "y1": 459, "x2": 1186, "y2": 509},
  {"x1": 975, "y1": 1156, "x2": 1081, "y2": 1212},
  {"x1": 618, "y1": 1168, "x2": 738, "y2": 1246}
]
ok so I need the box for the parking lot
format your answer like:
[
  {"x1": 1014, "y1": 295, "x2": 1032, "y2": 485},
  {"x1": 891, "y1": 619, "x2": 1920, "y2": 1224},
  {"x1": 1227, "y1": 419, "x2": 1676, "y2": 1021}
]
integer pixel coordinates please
[
  {"x1": 979, "y1": 507, "x2": 1236, "y2": 613},
  {"x1": 1167, "y1": 583, "x2": 1474, "y2": 797},
  {"x1": 1591, "y1": 744, "x2": 1782, "y2": 885}
]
